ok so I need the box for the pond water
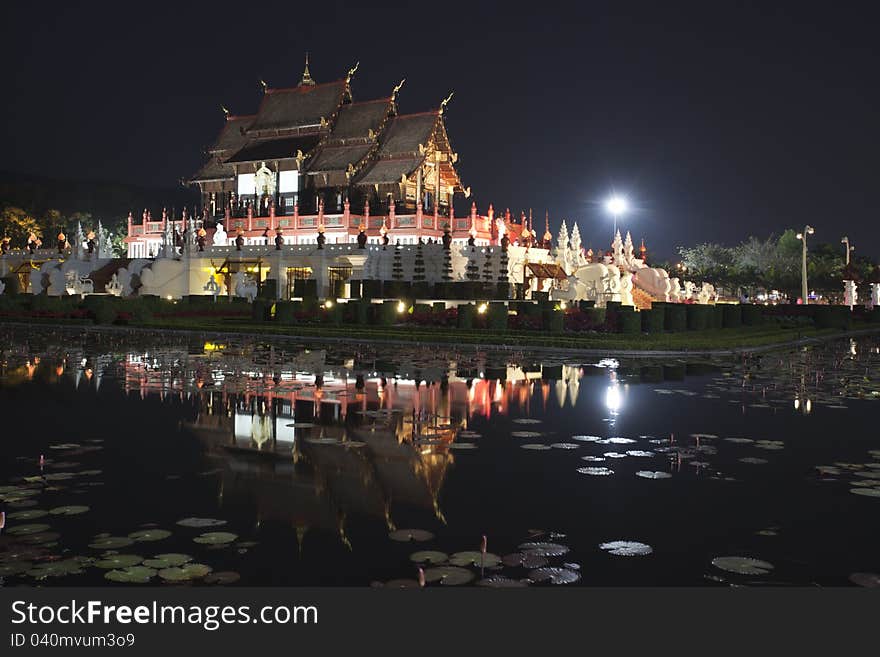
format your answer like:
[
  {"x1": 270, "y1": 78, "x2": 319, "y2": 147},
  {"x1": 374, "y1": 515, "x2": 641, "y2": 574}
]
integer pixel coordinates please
[{"x1": 1, "y1": 325, "x2": 879, "y2": 587}]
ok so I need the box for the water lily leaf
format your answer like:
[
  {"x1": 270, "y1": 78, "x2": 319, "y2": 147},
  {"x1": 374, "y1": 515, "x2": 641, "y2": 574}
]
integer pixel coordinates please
[
  {"x1": 423, "y1": 566, "x2": 474, "y2": 586},
  {"x1": 129, "y1": 529, "x2": 172, "y2": 542},
  {"x1": 550, "y1": 443, "x2": 580, "y2": 449},
  {"x1": 389, "y1": 529, "x2": 434, "y2": 542},
  {"x1": 409, "y1": 551, "x2": 448, "y2": 565},
  {"x1": 739, "y1": 457, "x2": 768, "y2": 465},
  {"x1": 849, "y1": 488, "x2": 880, "y2": 498},
  {"x1": 636, "y1": 471, "x2": 672, "y2": 479},
  {"x1": 176, "y1": 517, "x2": 227, "y2": 528},
  {"x1": 143, "y1": 553, "x2": 192, "y2": 569},
  {"x1": 711, "y1": 556, "x2": 774, "y2": 575},
  {"x1": 26, "y1": 559, "x2": 87, "y2": 579},
  {"x1": 158, "y1": 563, "x2": 212, "y2": 581},
  {"x1": 21, "y1": 531, "x2": 61, "y2": 545},
  {"x1": 7, "y1": 509, "x2": 48, "y2": 520},
  {"x1": 599, "y1": 540, "x2": 653, "y2": 556},
  {"x1": 528, "y1": 567, "x2": 580, "y2": 584},
  {"x1": 626, "y1": 451, "x2": 655, "y2": 457},
  {"x1": 204, "y1": 571, "x2": 241, "y2": 585},
  {"x1": 193, "y1": 531, "x2": 238, "y2": 545},
  {"x1": 0, "y1": 561, "x2": 33, "y2": 577},
  {"x1": 448, "y1": 551, "x2": 501, "y2": 568},
  {"x1": 477, "y1": 576, "x2": 528, "y2": 587},
  {"x1": 517, "y1": 542, "x2": 569, "y2": 557},
  {"x1": 577, "y1": 467, "x2": 614, "y2": 476},
  {"x1": 49, "y1": 505, "x2": 90, "y2": 516},
  {"x1": 571, "y1": 435, "x2": 602, "y2": 442},
  {"x1": 95, "y1": 554, "x2": 143, "y2": 569},
  {"x1": 89, "y1": 536, "x2": 135, "y2": 550},
  {"x1": 105, "y1": 566, "x2": 156, "y2": 583},
  {"x1": 511, "y1": 431, "x2": 542, "y2": 438},
  {"x1": 580, "y1": 456, "x2": 606, "y2": 462},
  {"x1": 6, "y1": 523, "x2": 51, "y2": 536},
  {"x1": 848, "y1": 572, "x2": 880, "y2": 588},
  {"x1": 520, "y1": 444, "x2": 551, "y2": 450}
]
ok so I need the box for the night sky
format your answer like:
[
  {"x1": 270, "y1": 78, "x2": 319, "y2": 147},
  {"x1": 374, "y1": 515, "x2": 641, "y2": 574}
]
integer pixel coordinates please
[{"x1": 2, "y1": 1, "x2": 877, "y2": 259}]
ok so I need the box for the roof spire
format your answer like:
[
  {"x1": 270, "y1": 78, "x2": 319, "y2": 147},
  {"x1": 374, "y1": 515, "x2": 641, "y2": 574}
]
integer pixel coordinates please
[{"x1": 300, "y1": 52, "x2": 315, "y2": 86}]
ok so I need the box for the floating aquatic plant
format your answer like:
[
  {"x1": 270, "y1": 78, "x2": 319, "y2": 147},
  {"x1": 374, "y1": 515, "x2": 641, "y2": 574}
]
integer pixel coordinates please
[
  {"x1": 129, "y1": 529, "x2": 172, "y2": 542},
  {"x1": 423, "y1": 566, "x2": 474, "y2": 586},
  {"x1": 389, "y1": 529, "x2": 434, "y2": 542},
  {"x1": 711, "y1": 556, "x2": 774, "y2": 575},
  {"x1": 636, "y1": 471, "x2": 672, "y2": 479},
  {"x1": 577, "y1": 467, "x2": 614, "y2": 476},
  {"x1": 158, "y1": 563, "x2": 212, "y2": 581},
  {"x1": 176, "y1": 517, "x2": 227, "y2": 528},
  {"x1": 517, "y1": 542, "x2": 569, "y2": 557},
  {"x1": 448, "y1": 551, "x2": 501, "y2": 568},
  {"x1": 105, "y1": 566, "x2": 156, "y2": 583},
  {"x1": 476, "y1": 576, "x2": 528, "y2": 587},
  {"x1": 599, "y1": 541, "x2": 653, "y2": 556},
  {"x1": 520, "y1": 444, "x2": 551, "y2": 450},
  {"x1": 409, "y1": 551, "x2": 448, "y2": 565},
  {"x1": 527, "y1": 567, "x2": 580, "y2": 585},
  {"x1": 142, "y1": 553, "x2": 192, "y2": 569},
  {"x1": 89, "y1": 536, "x2": 135, "y2": 550},
  {"x1": 193, "y1": 532, "x2": 238, "y2": 545}
]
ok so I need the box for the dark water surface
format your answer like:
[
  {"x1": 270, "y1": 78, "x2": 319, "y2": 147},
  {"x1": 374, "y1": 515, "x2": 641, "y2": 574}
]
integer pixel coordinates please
[{"x1": 1, "y1": 325, "x2": 879, "y2": 587}]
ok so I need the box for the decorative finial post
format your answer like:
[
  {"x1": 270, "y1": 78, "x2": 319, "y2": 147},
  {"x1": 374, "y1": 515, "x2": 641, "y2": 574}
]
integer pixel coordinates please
[{"x1": 300, "y1": 52, "x2": 315, "y2": 86}]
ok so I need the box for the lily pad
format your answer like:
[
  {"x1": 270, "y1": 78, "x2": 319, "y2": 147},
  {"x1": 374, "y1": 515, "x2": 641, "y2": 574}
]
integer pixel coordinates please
[
  {"x1": 143, "y1": 553, "x2": 192, "y2": 569},
  {"x1": 528, "y1": 567, "x2": 580, "y2": 584},
  {"x1": 105, "y1": 566, "x2": 156, "y2": 583},
  {"x1": 204, "y1": 571, "x2": 241, "y2": 585},
  {"x1": 0, "y1": 561, "x2": 33, "y2": 577},
  {"x1": 95, "y1": 554, "x2": 144, "y2": 569},
  {"x1": 27, "y1": 559, "x2": 88, "y2": 579},
  {"x1": 599, "y1": 540, "x2": 653, "y2": 556},
  {"x1": 7, "y1": 509, "x2": 49, "y2": 520},
  {"x1": 636, "y1": 471, "x2": 672, "y2": 479},
  {"x1": 193, "y1": 531, "x2": 238, "y2": 545},
  {"x1": 129, "y1": 529, "x2": 172, "y2": 542},
  {"x1": 518, "y1": 542, "x2": 569, "y2": 557},
  {"x1": 849, "y1": 488, "x2": 880, "y2": 498},
  {"x1": 6, "y1": 523, "x2": 51, "y2": 536},
  {"x1": 448, "y1": 551, "x2": 501, "y2": 568},
  {"x1": 49, "y1": 505, "x2": 90, "y2": 516},
  {"x1": 423, "y1": 566, "x2": 475, "y2": 586},
  {"x1": 521, "y1": 443, "x2": 552, "y2": 450},
  {"x1": 89, "y1": 536, "x2": 135, "y2": 550},
  {"x1": 409, "y1": 551, "x2": 449, "y2": 565},
  {"x1": 711, "y1": 556, "x2": 774, "y2": 575},
  {"x1": 477, "y1": 576, "x2": 528, "y2": 587},
  {"x1": 577, "y1": 467, "x2": 614, "y2": 476},
  {"x1": 176, "y1": 517, "x2": 227, "y2": 528},
  {"x1": 158, "y1": 563, "x2": 213, "y2": 581},
  {"x1": 389, "y1": 528, "x2": 434, "y2": 542}
]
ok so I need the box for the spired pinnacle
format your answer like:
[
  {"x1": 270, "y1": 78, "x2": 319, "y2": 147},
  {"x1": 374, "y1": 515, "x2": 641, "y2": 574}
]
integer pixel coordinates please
[{"x1": 300, "y1": 52, "x2": 316, "y2": 86}]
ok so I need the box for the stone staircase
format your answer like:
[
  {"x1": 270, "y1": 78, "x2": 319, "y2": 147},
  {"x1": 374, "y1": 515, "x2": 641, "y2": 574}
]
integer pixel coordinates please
[
  {"x1": 631, "y1": 286, "x2": 655, "y2": 310},
  {"x1": 88, "y1": 258, "x2": 132, "y2": 292}
]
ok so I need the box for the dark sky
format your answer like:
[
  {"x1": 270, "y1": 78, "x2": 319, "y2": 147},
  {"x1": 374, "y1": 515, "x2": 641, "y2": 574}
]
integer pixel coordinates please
[{"x1": 2, "y1": 1, "x2": 878, "y2": 260}]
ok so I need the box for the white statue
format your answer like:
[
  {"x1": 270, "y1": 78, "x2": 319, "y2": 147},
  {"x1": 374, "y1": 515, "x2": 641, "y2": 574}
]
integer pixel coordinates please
[
  {"x1": 619, "y1": 271, "x2": 634, "y2": 307},
  {"x1": 683, "y1": 281, "x2": 697, "y2": 301},
  {"x1": 669, "y1": 277, "x2": 682, "y2": 302},
  {"x1": 213, "y1": 222, "x2": 227, "y2": 246},
  {"x1": 871, "y1": 283, "x2": 880, "y2": 309},
  {"x1": 106, "y1": 273, "x2": 123, "y2": 296},
  {"x1": 844, "y1": 280, "x2": 857, "y2": 309},
  {"x1": 0, "y1": 278, "x2": 5, "y2": 295},
  {"x1": 233, "y1": 271, "x2": 258, "y2": 302},
  {"x1": 697, "y1": 282, "x2": 716, "y2": 305}
]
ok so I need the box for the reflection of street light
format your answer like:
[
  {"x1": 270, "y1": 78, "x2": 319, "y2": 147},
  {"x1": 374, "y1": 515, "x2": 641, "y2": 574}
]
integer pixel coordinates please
[
  {"x1": 604, "y1": 195, "x2": 628, "y2": 239},
  {"x1": 840, "y1": 236, "x2": 854, "y2": 265},
  {"x1": 795, "y1": 225, "x2": 815, "y2": 304}
]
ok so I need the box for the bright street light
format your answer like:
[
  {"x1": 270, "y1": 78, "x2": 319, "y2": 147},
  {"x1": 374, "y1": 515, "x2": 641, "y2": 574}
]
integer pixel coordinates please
[
  {"x1": 796, "y1": 225, "x2": 815, "y2": 304},
  {"x1": 604, "y1": 195, "x2": 628, "y2": 238}
]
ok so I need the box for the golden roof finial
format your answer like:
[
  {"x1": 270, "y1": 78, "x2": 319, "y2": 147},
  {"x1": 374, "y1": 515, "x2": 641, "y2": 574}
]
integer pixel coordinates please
[
  {"x1": 346, "y1": 61, "x2": 360, "y2": 82},
  {"x1": 259, "y1": 78, "x2": 268, "y2": 92},
  {"x1": 220, "y1": 104, "x2": 230, "y2": 117},
  {"x1": 439, "y1": 91, "x2": 454, "y2": 114},
  {"x1": 392, "y1": 78, "x2": 406, "y2": 100},
  {"x1": 300, "y1": 52, "x2": 315, "y2": 86}
]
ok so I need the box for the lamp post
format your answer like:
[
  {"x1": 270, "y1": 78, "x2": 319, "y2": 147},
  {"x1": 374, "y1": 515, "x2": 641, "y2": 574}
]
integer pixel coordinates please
[
  {"x1": 840, "y1": 236, "x2": 853, "y2": 266},
  {"x1": 604, "y1": 195, "x2": 628, "y2": 240},
  {"x1": 796, "y1": 225, "x2": 815, "y2": 304}
]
